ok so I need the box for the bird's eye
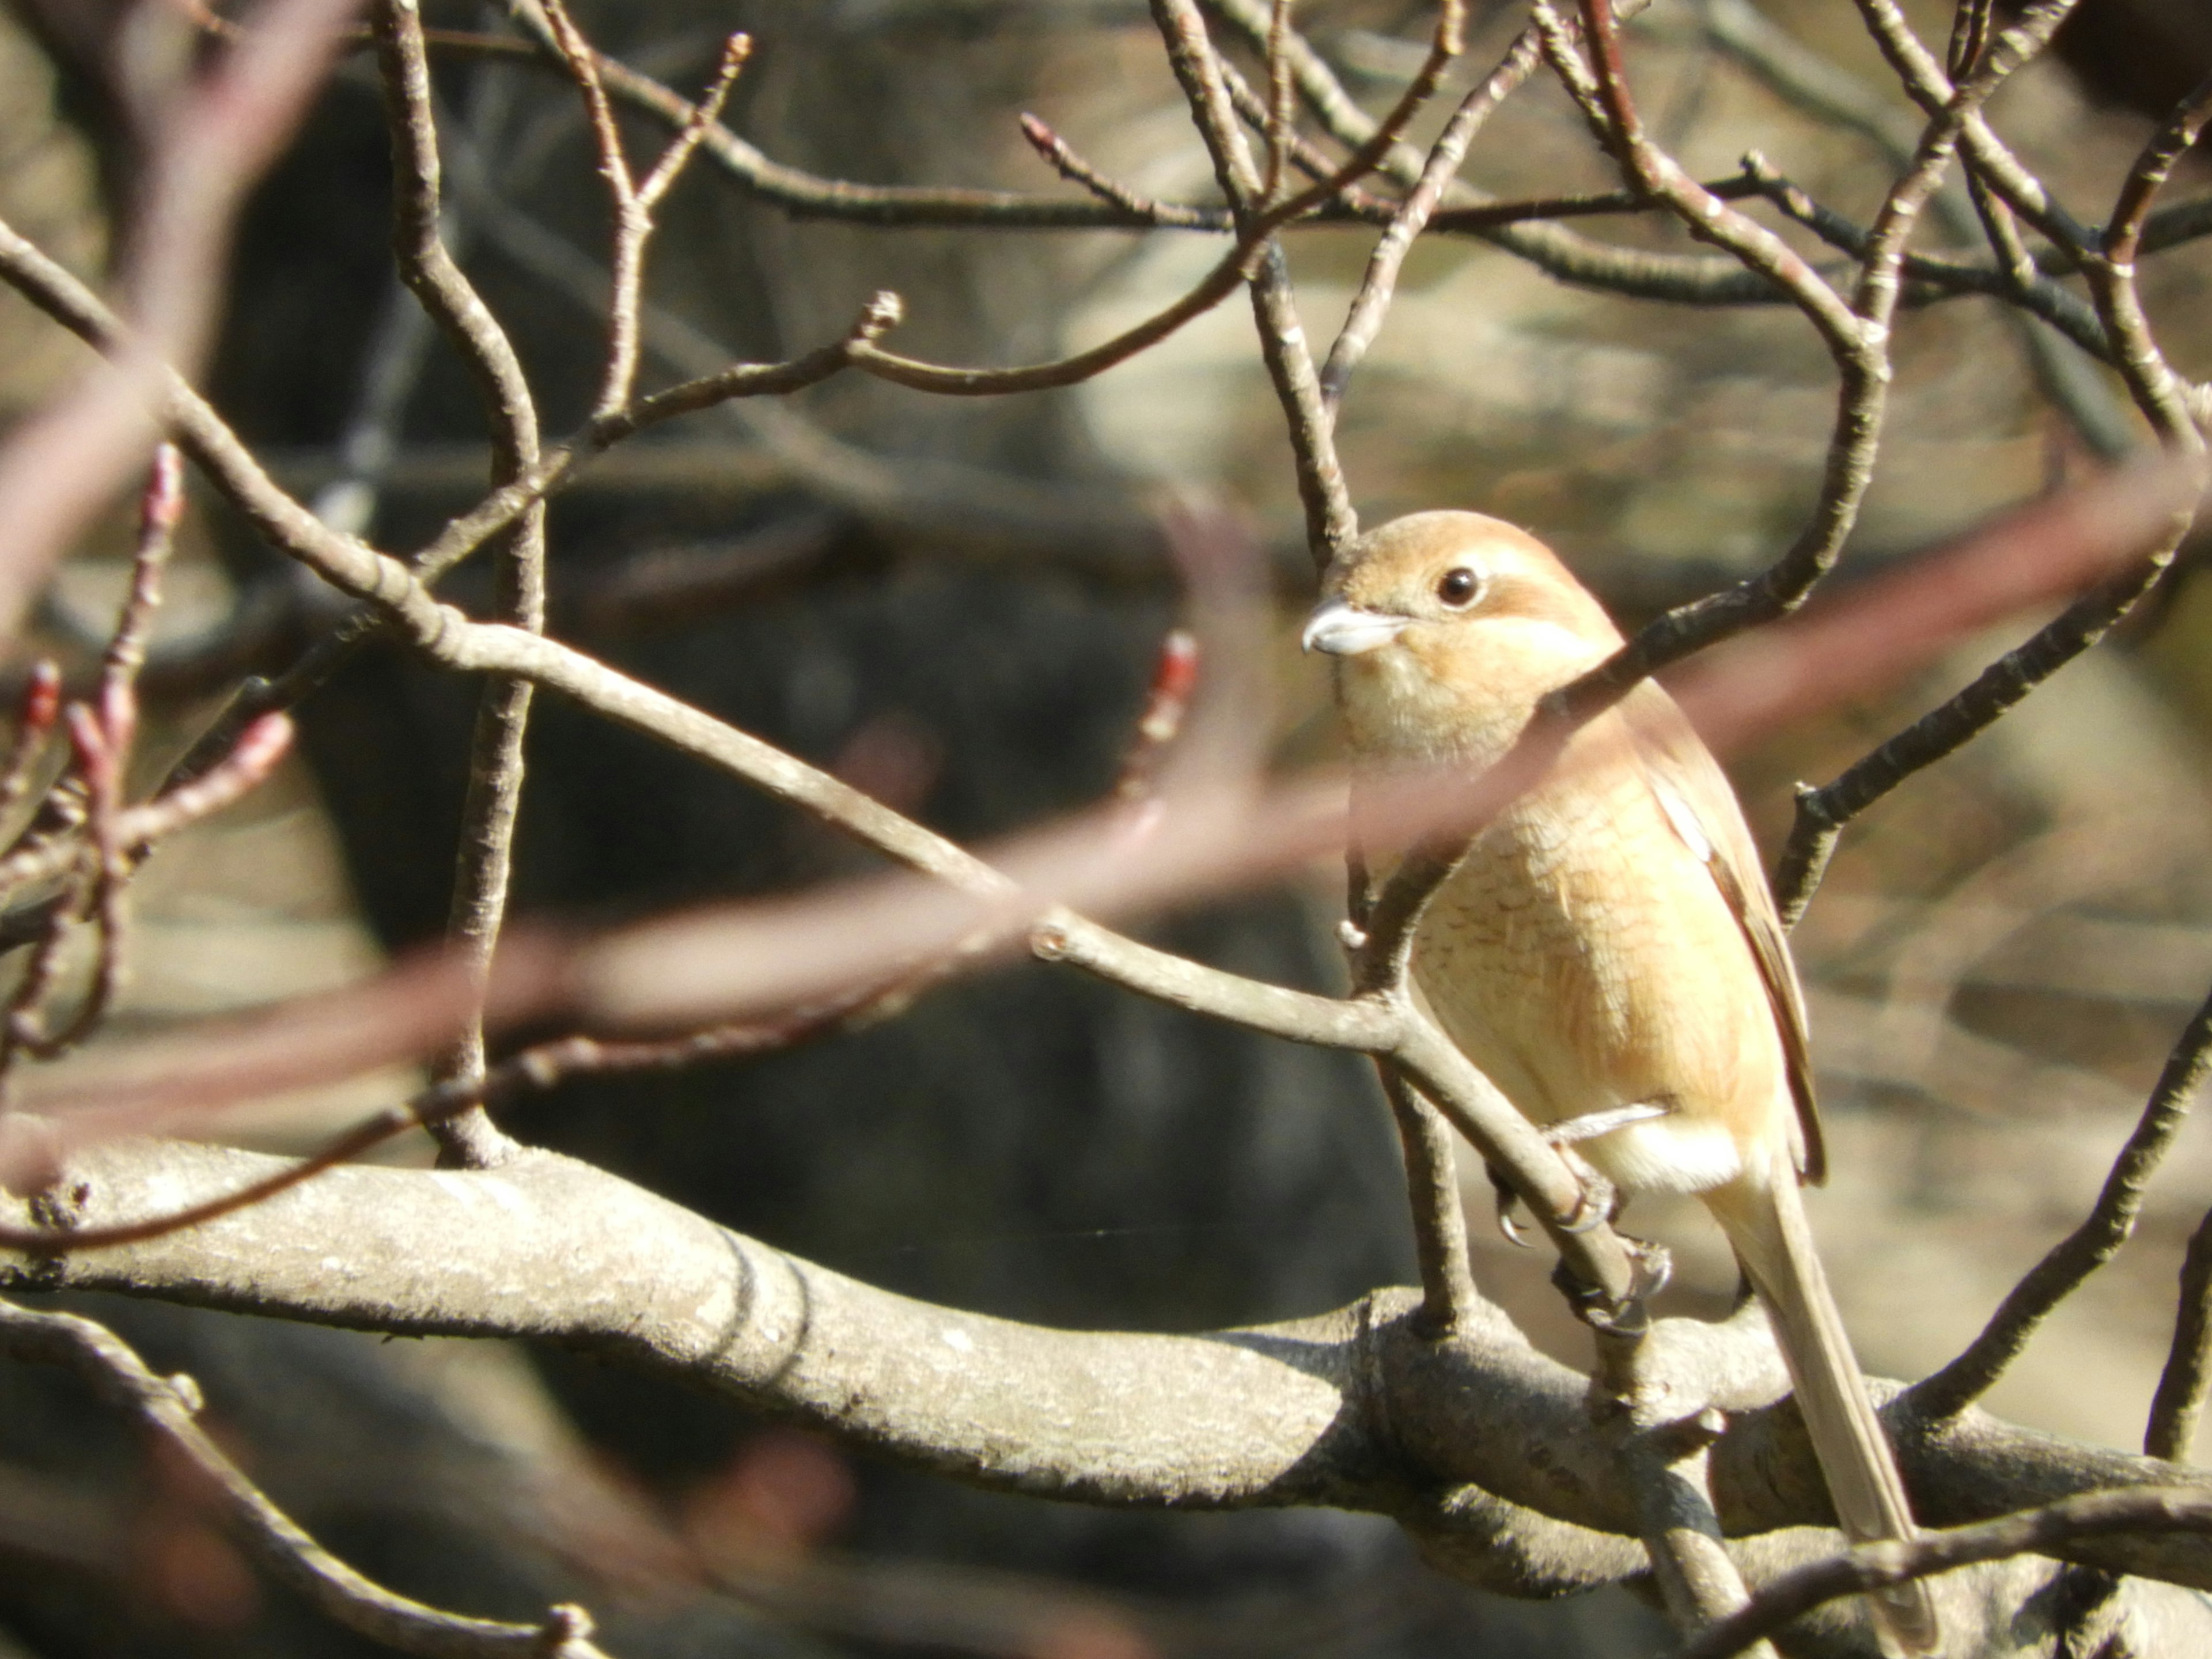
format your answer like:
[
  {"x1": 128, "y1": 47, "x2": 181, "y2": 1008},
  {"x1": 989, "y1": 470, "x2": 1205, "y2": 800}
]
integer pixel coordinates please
[{"x1": 1436, "y1": 566, "x2": 1482, "y2": 608}]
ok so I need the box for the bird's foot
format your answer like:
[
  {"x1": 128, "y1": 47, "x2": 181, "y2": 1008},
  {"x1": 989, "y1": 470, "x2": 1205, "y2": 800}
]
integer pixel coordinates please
[{"x1": 1553, "y1": 1236, "x2": 1673, "y2": 1335}]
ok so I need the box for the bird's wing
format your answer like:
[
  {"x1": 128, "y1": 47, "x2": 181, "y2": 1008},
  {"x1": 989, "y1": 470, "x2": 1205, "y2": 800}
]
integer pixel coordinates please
[{"x1": 1619, "y1": 683, "x2": 1825, "y2": 1184}]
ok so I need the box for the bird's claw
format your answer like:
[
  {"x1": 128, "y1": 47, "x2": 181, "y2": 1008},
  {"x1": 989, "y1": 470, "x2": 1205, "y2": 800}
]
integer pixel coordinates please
[
  {"x1": 1486, "y1": 1162, "x2": 1532, "y2": 1247},
  {"x1": 1493, "y1": 1101, "x2": 1672, "y2": 1245}
]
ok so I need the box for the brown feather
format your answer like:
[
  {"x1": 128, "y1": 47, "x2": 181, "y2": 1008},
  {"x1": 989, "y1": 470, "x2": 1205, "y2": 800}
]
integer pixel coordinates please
[{"x1": 1619, "y1": 683, "x2": 1827, "y2": 1184}]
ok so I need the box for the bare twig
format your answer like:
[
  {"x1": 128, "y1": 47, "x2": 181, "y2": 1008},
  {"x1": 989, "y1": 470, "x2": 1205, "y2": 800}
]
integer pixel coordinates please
[
  {"x1": 2150, "y1": 1205, "x2": 2212, "y2": 1463},
  {"x1": 1732, "y1": 155, "x2": 2109, "y2": 362},
  {"x1": 1850, "y1": 0, "x2": 2094, "y2": 253},
  {"x1": 2087, "y1": 73, "x2": 2212, "y2": 442},
  {"x1": 538, "y1": 1, "x2": 749, "y2": 418},
  {"x1": 1152, "y1": 0, "x2": 1355, "y2": 561},
  {"x1": 373, "y1": 0, "x2": 543, "y2": 1168},
  {"x1": 1772, "y1": 551, "x2": 2185, "y2": 924},
  {"x1": 1321, "y1": 25, "x2": 1544, "y2": 418},
  {"x1": 0, "y1": 661, "x2": 60, "y2": 828},
  {"x1": 1016, "y1": 115, "x2": 1221, "y2": 229},
  {"x1": 0, "y1": 449, "x2": 185, "y2": 1084},
  {"x1": 1380, "y1": 1066, "x2": 1479, "y2": 1337},
  {"x1": 1699, "y1": 0, "x2": 2137, "y2": 457},
  {"x1": 1261, "y1": 0, "x2": 1296, "y2": 202},
  {"x1": 1546, "y1": 0, "x2": 2093, "y2": 733},
  {"x1": 1770, "y1": 43, "x2": 2205, "y2": 924},
  {"x1": 1677, "y1": 1486, "x2": 2212, "y2": 1659},
  {"x1": 0, "y1": 714, "x2": 294, "y2": 912},
  {"x1": 0, "y1": 1298, "x2": 611, "y2": 1658},
  {"x1": 1910, "y1": 979, "x2": 2212, "y2": 1422}
]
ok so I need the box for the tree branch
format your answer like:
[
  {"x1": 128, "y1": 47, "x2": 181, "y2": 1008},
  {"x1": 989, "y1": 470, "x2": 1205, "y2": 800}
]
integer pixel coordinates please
[
  {"x1": 7, "y1": 1142, "x2": 2211, "y2": 1612},
  {"x1": 0, "y1": 1297, "x2": 610, "y2": 1658},
  {"x1": 1910, "y1": 978, "x2": 2212, "y2": 1421}
]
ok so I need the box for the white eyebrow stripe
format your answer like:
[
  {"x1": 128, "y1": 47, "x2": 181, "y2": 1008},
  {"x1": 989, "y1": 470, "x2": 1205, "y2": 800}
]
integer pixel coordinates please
[{"x1": 1649, "y1": 772, "x2": 1714, "y2": 865}]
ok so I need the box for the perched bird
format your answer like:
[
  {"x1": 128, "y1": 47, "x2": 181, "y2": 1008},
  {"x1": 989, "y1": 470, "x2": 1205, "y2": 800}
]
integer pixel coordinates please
[{"x1": 1304, "y1": 510, "x2": 1940, "y2": 1657}]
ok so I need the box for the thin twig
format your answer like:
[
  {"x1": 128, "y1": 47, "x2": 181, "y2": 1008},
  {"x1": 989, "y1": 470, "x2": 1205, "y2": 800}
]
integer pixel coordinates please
[
  {"x1": 0, "y1": 661, "x2": 60, "y2": 828},
  {"x1": 1850, "y1": 0, "x2": 2094, "y2": 253},
  {"x1": 1544, "y1": 0, "x2": 1862, "y2": 353},
  {"x1": 2149, "y1": 1205, "x2": 2212, "y2": 1462},
  {"x1": 1733, "y1": 155, "x2": 2109, "y2": 362},
  {"x1": 636, "y1": 35, "x2": 749, "y2": 212},
  {"x1": 1772, "y1": 551, "x2": 2184, "y2": 924},
  {"x1": 1770, "y1": 48, "x2": 2205, "y2": 924},
  {"x1": 1380, "y1": 1065, "x2": 1479, "y2": 1336},
  {"x1": 1321, "y1": 25, "x2": 1544, "y2": 417},
  {"x1": 0, "y1": 1298, "x2": 611, "y2": 1658},
  {"x1": 2087, "y1": 74, "x2": 2212, "y2": 442},
  {"x1": 0, "y1": 715, "x2": 294, "y2": 921},
  {"x1": 0, "y1": 956, "x2": 959, "y2": 1253},
  {"x1": 1016, "y1": 116, "x2": 1221, "y2": 229},
  {"x1": 0, "y1": 450, "x2": 185, "y2": 1081},
  {"x1": 1152, "y1": 0, "x2": 1356, "y2": 562},
  {"x1": 1262, "y1": 0, "x2": 1296, "y2": 202},
  {"x1": 538, "y1": 5, "x2": 750, "y2": 419},
  {"x1": 1544, "y1": 0, "x2": 2077, "y2": 717},
  {"x1": 1677, "y1": 1485, "x2": 2212, "y2": 1659},
  {"x1": 1910, "y1": 979, "x2": 2212, "y2": 1422}
]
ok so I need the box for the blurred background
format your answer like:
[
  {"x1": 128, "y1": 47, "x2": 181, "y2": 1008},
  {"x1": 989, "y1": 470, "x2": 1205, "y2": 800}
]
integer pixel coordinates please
[{"x1": 0, "y1": 0, "x2": 2210, "y2": 1654}]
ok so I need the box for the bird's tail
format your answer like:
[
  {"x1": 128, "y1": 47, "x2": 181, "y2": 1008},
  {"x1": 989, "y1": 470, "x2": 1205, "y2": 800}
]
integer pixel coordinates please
[{"x1": 1708, "y1": 1171, "x2": 1944, "y2": 1658}]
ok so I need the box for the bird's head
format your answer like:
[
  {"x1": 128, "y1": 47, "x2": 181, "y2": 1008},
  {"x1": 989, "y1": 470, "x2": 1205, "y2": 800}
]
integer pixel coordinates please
[{"x1": 1302, "y1": 511, "x2": 1623, "y2": 764}]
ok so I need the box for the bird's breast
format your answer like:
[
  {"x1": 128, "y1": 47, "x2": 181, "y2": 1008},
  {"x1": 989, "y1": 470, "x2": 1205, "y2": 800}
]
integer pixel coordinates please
[{"x1": 1410, "y1": 749, "x2": 1789, "y2": 1195}]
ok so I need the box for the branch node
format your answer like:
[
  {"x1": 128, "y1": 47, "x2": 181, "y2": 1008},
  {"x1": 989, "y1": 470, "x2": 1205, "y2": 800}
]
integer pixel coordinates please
[
  {"x1": 854, "y1": 290, "x2": 906, "y2": 342},
  {"x1": 539, "y1": 1603, "x2": 596, "y2": 1654}
]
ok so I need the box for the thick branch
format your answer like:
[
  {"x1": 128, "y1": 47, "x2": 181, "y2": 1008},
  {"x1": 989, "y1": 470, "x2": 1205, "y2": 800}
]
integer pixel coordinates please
[{"x1": 7, "y1": 1142, "x2": 2211, "y2": 1597}]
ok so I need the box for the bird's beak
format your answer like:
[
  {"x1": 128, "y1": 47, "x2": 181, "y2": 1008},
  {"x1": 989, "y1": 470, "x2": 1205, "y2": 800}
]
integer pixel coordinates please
[{"x1": 1301, "y1": 599, "x2": 1408, "y2": 656}]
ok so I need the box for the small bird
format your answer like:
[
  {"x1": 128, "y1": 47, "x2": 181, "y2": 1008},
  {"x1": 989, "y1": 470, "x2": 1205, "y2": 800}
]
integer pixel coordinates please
[{"x1": 1304, "y1": 510, "x2": 1941, "y2": 1657}]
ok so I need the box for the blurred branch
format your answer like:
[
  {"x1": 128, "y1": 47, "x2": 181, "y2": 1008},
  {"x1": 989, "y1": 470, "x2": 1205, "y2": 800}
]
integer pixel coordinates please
[
  {"x1": 0, "y1": 713, "x2": 294, "y2": 916},
  {"x1": 0, "y1": 1298, "x2": 611, "y2": 1659},
  {"x1": 0, "y1": 0, "x2": 358, "y2": 634}
]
